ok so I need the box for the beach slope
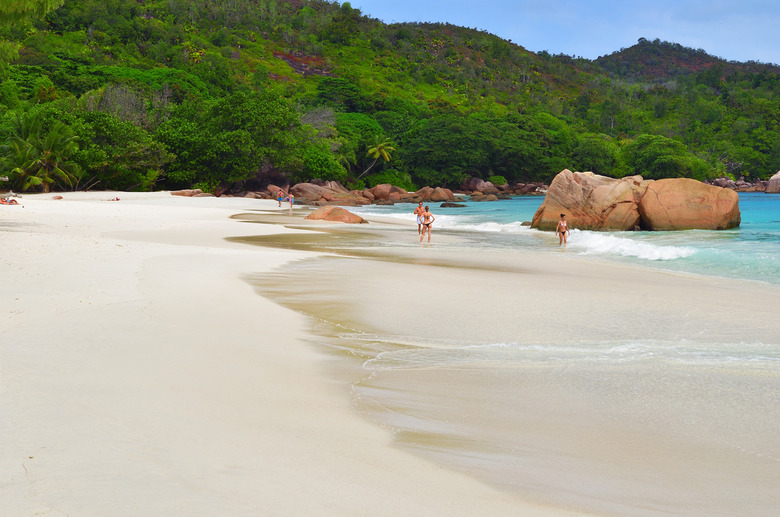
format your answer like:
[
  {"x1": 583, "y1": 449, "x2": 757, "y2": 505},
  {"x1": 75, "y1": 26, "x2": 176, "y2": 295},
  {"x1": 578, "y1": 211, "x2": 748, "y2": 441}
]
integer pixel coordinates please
[{"x1": 1, "y1": 193, "x2": 582, "y2": 516}]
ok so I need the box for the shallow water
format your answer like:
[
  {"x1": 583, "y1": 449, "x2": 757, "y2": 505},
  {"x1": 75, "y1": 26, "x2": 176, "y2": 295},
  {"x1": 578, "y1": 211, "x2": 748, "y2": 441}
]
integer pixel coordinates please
[
  {"x1": 350, "y1": 192, "x2": 780, "y2": 283},
  {"x1": 237, "y1": 197, "x2": 780, "y2": 516}
]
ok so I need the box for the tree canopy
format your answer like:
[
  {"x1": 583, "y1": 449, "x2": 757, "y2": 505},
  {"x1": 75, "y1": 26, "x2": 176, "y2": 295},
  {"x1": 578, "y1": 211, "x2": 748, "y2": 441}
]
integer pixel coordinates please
[
  {"x1": 0, "y1": 0, "x2": 64, "y2": 24},
  {"x1": 0, "y1": 1, "x2": 778, "y2": 193}
]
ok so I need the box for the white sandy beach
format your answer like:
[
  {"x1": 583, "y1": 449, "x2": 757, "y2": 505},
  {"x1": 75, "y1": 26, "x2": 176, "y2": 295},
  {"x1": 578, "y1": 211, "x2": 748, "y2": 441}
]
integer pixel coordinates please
[{"x1": 1, "y1": 192, "x2": 591, "y2": 516}]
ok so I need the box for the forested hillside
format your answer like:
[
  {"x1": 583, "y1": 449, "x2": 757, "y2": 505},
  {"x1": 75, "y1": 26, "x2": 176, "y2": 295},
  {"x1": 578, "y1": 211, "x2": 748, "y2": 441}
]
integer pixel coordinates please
[{"x1": 1, "y1": 0, "x2": 779, "y2": 193}]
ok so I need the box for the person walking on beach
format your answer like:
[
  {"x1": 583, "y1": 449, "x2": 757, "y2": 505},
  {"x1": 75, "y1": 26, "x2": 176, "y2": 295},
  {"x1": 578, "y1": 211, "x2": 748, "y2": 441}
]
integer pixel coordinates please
[
  {"x1": 420, "y1": 206, "x2": 435, "y2": 243},
  {"x1": 287, "y1": 192, "x2": 295, "y2": 214},
  {"x1": 277, "y1": 189, "x2": 284, "y2": 207},
  {"x1": 556, "y1": 213, "x2": 569, "y2": 245},
  {"x1": 414, "y1": 201, "x2": 425, "y2": 235}
]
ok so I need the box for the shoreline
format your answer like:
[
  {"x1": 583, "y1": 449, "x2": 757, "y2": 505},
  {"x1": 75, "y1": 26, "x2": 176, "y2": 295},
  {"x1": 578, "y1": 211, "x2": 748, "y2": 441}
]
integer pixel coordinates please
[
  {"x1": 236, "y1": 208, "x2": 780, "y2": 515},
  {"x1": 1, "y1": 193, "x2": 587, "y2": 516}
]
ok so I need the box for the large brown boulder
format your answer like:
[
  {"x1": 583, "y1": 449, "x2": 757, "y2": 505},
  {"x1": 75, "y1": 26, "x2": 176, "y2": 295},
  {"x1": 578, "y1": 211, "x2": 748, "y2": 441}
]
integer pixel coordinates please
[
  {"x1": 267, "y1": 184, "x2": 285, "y2": 197},
  {"x1": 361, "y1": 189, "x2": 375, "y2": 202},
  {"x1": 171, "y1": 189, "x2": 204, "y2": 197},
  {"x1": 638, "y1": 178, "x2": 741, "y2": 230},
  {"x1": 324, "y1": 181, "x2": 349, "y2": 193},
  {"x1": 460, "y1": 177, "x2": 499, "y2": 194},
  {"x1": 531, "y1": 170, "x2": 649, "y2": 231},
  {"x1": 304, "y1": 206, "x2": 367, "y2": 224},
  {"x1": 460, "y1": 177, "x2": 486, "y2": 191},
  {"x1": 470, "y1": 194, "x2": 499, "y2": 202},
  {"x1": 416, "y1": 186, "x2": 455, "y2": 202},
  {"x1": 532, "y1": 170, "x2": 741, "y2": 231},
  {"x1": 767, "y1": 171, "x2": 780, "y2": 193},
  {"x1": 290, "y1": 182, "x2": 330, "y2": 202},
  {"x1": 290, "y1": 182, "x2": 370, "y2": 206},
  {"x1": 371, "y1": 184, "x2": 408, "y2": 201},
  {"x1": 711, "y1": 177, "x2": 737, "y2": 189}
]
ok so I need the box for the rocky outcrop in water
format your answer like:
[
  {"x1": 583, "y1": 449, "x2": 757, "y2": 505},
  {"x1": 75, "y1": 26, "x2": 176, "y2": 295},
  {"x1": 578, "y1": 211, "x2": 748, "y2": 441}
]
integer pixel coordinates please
[
  {"x1": 639, "y1": 178, "x2": 741, "y2": 230},
  {"x1": 532, "y1": 170, "x2": 741, "y2": 231},
  {"x1": 456, "y1": 176, "x2": 547, "y2": 197},
  {"x1": 767, "y1": 171, "x2": 780, "y2": 193},
  {"x1": 416, "y1": 186, "x2": 455, "y2": 202},
  {"x1": 531, "y1": 171, "x2": 648, "y2": 231}
]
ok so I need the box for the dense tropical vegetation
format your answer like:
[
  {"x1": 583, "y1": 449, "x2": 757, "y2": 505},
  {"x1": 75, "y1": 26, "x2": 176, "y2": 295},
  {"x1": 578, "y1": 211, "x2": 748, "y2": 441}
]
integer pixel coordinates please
[{"x1": 1, "y1": 0, "x2": 779, "y2": 193}]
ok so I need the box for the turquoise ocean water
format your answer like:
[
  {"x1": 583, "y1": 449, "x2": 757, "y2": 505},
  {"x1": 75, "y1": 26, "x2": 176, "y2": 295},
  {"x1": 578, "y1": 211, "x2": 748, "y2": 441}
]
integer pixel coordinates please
[
  {"x1": 256, "y1": 193, "x2": 780, "y2": 515},
  {"x1": 351, "y1": 192, "x2": 780, "y2": 284},
  {"x1": 340, "y1": 192, "x2": 780, "y2": 515}
]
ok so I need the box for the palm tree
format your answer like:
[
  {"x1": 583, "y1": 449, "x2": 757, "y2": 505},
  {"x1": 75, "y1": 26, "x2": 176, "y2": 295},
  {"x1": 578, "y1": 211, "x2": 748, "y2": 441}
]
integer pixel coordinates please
[
  {"x1": 2, "y1": 113, "x2": 81, "y2": 192},
  {"x1": 24, "y1": 121, "x2": 81, "y2": 192},
  {"x1": 358, "y1": 137, "x2": 395, "y2": 179}
]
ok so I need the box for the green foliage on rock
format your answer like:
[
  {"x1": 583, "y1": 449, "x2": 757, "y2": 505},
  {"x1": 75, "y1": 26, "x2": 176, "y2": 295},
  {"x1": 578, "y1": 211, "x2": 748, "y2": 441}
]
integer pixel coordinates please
[
  {"x1": 366, "y1": 169, "x2": 416, "y2": 191},
  {"x1": 623, "y1": 134, "x2": 712, "y2": 181}
]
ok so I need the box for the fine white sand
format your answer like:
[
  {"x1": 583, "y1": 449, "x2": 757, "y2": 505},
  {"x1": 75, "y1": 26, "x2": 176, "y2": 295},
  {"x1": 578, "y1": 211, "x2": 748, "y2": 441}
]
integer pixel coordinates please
[{"x1": 1, "y1": 192, "x2": 587, "y2": 516}]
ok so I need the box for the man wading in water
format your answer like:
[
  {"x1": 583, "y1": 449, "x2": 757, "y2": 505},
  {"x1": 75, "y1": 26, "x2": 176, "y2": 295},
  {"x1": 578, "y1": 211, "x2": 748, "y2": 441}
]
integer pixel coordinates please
[{"x1": 413, "y1": 201, "x2": 425, "y2": 235}]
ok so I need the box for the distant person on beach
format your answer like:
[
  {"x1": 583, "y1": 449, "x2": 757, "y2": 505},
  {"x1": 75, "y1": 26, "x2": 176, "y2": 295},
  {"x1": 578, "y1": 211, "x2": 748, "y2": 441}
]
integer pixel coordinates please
[
  {"x1": 287, "y1": 192, "x2": 295, "y2": 214},
  {"x1": 414, "y1": 201, "x2": 425, "y2": 235},
  {"x1": 556, "y1": 213, "x2": 569, "y2": 245},
  {"x1": 277, "y1": 189, "x2": 284, "y2": 207},
  {"x1": 420, "y1": 206, "x2": 435, "y2": 243},
  {"x1": 0, "y1": 197, "x2": 20, "y2": 205}
]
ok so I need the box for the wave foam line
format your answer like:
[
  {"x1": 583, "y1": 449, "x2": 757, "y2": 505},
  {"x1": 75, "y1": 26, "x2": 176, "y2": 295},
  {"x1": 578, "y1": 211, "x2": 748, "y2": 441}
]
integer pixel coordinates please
[{"x1": 570, "y1": 230, "x2": 696, "y2": 261}]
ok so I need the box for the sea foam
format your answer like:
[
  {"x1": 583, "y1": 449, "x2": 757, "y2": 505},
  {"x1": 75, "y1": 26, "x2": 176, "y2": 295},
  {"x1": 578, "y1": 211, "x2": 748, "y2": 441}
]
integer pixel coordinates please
[{"x1": 570, "y1": 230, "x2": 696, "y2": 261}]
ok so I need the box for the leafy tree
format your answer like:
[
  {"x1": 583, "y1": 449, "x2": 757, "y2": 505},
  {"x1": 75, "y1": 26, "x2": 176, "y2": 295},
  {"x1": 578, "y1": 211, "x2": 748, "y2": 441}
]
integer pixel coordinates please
[
  {"x1": 622, "y1": 134, "x2": 711, "y2": 180},
  {"x1": 0, "y1": 80, "x2": 22, "y2": 109},
  {"x1": 571, "y1": 134, "x2": 623, "y2": 177},
  {"x1": 72, "y1": 111, "x2": 173, "y2": 190},
  {"x1": 316, "y1": 77, "x2": 370, "y2": 113},
  {"x1": 402, "y1": 113, "x2": 493, "y2": 186},
  {"x1": 334, "y1": 112, "x2": 385, "y2": 174},
  {"x1": 156, "y1": 89, "x2": 301, "y2": 191},
  {"x1": 0, "y1": 0, "x2": 64, "y2": 24},
  {"x1": 1, "y1": 111, "x2": 81, "y2": 192},
  {"x1": 366, "y1": 168, "x2": 416, "y2": 191},
  {"x1": 295, "y1": 139, "x2": 348, "y2": 184},
  {"x1": 487, "y1": 175, "x2": 507, "y2": 186}
]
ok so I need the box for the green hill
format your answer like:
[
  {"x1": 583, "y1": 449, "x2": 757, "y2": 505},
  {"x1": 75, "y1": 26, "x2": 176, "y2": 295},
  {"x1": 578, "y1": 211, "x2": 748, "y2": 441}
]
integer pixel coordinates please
[{"x1": 1, "y1": 0, "x2": 778, "y2": 193}]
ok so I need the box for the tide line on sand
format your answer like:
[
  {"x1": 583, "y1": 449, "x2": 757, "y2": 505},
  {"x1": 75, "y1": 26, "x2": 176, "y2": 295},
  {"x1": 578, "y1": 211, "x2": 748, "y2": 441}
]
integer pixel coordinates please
[{"x1": 1, "y1": 192, "x2": 586, "y2": 516}]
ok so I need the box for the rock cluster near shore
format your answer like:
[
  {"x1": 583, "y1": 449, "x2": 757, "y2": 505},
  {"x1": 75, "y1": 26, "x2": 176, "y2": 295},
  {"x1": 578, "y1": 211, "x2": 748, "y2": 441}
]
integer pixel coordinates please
[
  {"x1": 704, "y1": 172, "x2": 780, "y2": 193},
  {"x1": 178, "y1": 177, "x2": 548, "y2": 206},
  {"x1": 532, "y1": 170, "x2": 741, "y2": 231}
]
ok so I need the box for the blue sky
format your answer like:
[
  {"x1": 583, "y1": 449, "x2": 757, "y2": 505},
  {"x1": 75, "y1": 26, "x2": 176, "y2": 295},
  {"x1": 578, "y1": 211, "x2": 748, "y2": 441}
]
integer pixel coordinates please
[{"x1": 351, "y1": 0, "x2": 780, "y2": 65}]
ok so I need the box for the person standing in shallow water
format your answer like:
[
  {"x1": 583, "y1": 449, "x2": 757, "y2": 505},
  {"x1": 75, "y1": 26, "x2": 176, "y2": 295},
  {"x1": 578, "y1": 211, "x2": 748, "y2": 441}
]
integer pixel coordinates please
[
  {"x1": 287, "y1": 192, "x2": 295, "y2": 214},
  {"x1": 556, "y1": 213, "x2": 569, "y2": 245},
  {"x1": 277, "y1": 189, "x2": 284, "y2": 207},
  {"x1": 420, "y1": 206, "x2": 435, "y2": 243},
  {"x1": 413, "y1": 201, "x2": 425, "y2": 235}
]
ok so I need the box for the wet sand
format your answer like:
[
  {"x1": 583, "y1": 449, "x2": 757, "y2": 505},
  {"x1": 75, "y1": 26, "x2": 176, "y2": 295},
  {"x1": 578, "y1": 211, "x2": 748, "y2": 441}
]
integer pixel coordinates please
[{"x1": 237, "y1": 210, "x2": 780, "y2": 516}]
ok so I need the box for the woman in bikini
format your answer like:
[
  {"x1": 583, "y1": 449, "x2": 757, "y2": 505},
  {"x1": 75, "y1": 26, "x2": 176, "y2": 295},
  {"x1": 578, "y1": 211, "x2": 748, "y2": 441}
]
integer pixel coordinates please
[
  {"x1": 419, "y1": 206, "x2": 435, "y2": 243},
  {"x1": 556, "y1": 213, "x2": 569, "y2": 245}
]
